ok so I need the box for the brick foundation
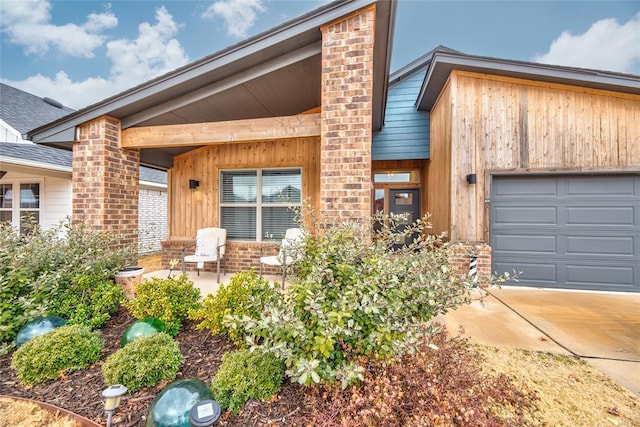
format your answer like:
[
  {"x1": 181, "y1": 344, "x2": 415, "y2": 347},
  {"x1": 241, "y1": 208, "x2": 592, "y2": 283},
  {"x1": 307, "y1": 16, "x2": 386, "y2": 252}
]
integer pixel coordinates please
[
  {"x1": 448, "y1": 242, "x2": 492, "y2": 286},
  {"x1": 73, "y1": 116, "x2": 139, "y2": 250},
  {"x1": 319, "y1": 6, "x2": 375, "y2": 224},
  {"x1": 162, "y1": 240, "x2": 283, "y2": 275}
]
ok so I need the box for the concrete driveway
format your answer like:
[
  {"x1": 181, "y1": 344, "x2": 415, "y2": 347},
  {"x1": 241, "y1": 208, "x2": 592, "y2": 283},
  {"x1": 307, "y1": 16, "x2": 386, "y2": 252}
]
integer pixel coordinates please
[{"x1": 435, "y1": 287, "x2": 640, "y2": 396}]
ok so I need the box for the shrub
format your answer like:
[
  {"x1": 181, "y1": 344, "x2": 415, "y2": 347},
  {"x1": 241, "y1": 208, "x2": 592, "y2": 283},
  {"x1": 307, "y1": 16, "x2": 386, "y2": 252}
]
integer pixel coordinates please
[
  {"x1": 11, "y1": 324, "x2": 103, "y2": 385},
  {"x1": 124, "y1": 275, "x2": 202, "y2": 336},
  {"x1": 102, "y1": 332, "x2": 183, "y2": 392},
  {"x1": 228, "y1": 213, "x2": 511, "y2": 387},
  {"x1": 0, "y1": 219, "x2": 134, "y2": 348},
  {"x1": 49, "y1": 274, "x2": 125, "y2": 329},
  {"x1": 212, "y1": 349, "x2": 284, "y2": 414},
  {"x1": 296, "y1": 332, "x2": 537, "y2": 426},
  {"x1": 189, "y1": 270, "x2": 281, "y2": 344}
]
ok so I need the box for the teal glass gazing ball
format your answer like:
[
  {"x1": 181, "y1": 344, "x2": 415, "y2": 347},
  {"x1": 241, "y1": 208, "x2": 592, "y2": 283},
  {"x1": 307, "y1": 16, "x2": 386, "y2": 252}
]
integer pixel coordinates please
[
  {"x1": 121, "y1": 318, "x2": 166, "y2": 347},
  {"x1": 16, "y1": 316, "x2": 67, "y2": 347},
  {"x1": 147, "y1": 379, "x2": 215, "y2": 427}
]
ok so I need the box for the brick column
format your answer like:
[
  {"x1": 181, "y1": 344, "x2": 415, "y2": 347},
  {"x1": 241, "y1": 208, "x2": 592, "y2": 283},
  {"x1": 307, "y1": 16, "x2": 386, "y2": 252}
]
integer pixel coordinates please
[
  {"x1": 73, "y1": 116, "x2": 139, "y2": 250},
  {"x1": 320, "y1": 5, "x2": 375, "y2": 223}
]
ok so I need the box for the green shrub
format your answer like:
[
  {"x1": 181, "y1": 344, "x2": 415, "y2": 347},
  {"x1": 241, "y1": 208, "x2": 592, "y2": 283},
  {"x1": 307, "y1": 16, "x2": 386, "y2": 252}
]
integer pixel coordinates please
[
  {"x1": 227, "y1": 213, "x2": 511, "y2": 387},
  {"x1": 102, "y1": 332, "x2": 183, "y2": 392},
  {"x1": 124, "y1": 275, "x2": 201, "y2": 336},
  {"x1": 11, "y1": 324, "x2": 103, "y2": 385},
  {"x1": 189, "y1": 270, "x2": 281, "y2": 344},
  {"x1": 212, "y1": 349, "x2": 284, "y2": 414},
  {"x1": 0, "y1": 219, "x2": 134, "y2": 348},
  {"x1": 49, "y1": 274, "x2": 125, "y2": 329}
]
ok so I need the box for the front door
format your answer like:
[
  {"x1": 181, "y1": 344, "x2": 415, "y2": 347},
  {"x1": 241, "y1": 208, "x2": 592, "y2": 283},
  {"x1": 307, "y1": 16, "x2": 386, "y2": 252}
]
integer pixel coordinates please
[{"x1": 389, "y1": 188, "x2": 420, "y2": 247}]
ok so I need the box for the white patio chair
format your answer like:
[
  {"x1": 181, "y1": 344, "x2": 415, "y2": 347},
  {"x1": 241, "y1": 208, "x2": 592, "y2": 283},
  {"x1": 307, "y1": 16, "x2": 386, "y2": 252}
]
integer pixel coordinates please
[
  {"x1": 182, "y1": 227, "x2": 226, "y2": 283},
  {"x1": 260, "y1": 227, "x2": 304, "y2": 287}
]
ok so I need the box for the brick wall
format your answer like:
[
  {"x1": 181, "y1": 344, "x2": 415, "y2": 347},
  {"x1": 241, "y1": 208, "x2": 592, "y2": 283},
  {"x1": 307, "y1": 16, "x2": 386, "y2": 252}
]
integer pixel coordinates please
[
  {"x1": 161, "y1": 240, "x2": 282, "y2": 275},
  {"x1": 319, "y1": 6, "x2": 375, "y2": 224},
  {"x1": 139, "y1": 188, "x2": 168, "y2": 254},
  {"x1": 448, "y1": 242, "x2": 492, "y2": 286},
  {"x1": 73, "y1": 116, "x2": 139, "y2": 249}
]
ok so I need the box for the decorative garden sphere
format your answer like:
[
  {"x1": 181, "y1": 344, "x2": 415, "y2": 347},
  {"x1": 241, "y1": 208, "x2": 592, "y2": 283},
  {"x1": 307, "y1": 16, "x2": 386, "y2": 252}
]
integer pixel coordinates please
[
  {"x1": 121, "y1": 318, "x2": 166, "y2": 347},
  {"x1": 147, "y1": 379, "x2": 215, "y2": 427},
  {"x1": 15, "y1": 316, "x2": 67, "y2": 347}
]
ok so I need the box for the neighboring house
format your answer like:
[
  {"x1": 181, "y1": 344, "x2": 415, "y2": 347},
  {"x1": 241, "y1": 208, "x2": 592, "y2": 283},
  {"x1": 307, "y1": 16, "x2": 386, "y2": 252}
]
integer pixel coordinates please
[
  {"x1": 26, "y1": 0, "x2": 639, "y2": 291},
  {"x1": 0, "y1": 83, "x2": 168, "y2": 254}
]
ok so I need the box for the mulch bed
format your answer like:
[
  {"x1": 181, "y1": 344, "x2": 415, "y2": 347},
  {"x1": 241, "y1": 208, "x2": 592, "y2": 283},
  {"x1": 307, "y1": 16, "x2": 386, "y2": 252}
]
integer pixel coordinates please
[{"x1": 0, "y1": 307, "x2": 307, "y2": 426}]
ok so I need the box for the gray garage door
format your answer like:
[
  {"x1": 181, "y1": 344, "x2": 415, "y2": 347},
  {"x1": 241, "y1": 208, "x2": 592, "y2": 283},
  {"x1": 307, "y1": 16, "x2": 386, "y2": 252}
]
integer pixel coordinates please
[{"x1": 490, "y1": 174, "x2": 640, "y2": 292}]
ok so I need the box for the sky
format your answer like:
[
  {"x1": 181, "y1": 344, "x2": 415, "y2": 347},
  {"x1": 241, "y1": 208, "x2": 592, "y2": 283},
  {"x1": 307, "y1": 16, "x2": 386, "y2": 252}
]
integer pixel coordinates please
[{"x1": 1, "y1": 0, "x2": 639, "y2": 110}]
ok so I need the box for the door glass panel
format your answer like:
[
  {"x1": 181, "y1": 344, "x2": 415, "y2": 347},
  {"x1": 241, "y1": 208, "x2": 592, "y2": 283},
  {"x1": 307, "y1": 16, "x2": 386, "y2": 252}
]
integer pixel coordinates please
[
  {"x1": 394, "y1": 192, "x2": 413, "y2": 206},
  {"x1": 373, "y1": 189, "x2": 384, "y2": 214},
  {"x1": 374, "y1": 172, "x2": 411, "y2": 183}
]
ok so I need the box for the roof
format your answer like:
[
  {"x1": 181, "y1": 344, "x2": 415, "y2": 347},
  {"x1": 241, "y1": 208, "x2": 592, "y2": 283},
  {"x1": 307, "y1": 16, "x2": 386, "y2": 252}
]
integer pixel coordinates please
[
  {"x1": 0, "y1": 83, "x2": 74, "y2": 134},
  {"x1": 417, "y1": 50, "x2": 640, "y2": 111},
  {"x1": 28, "y1": 0, "x2": 397, "y2": 169},
  {"x1": 0, "y1": 141, "x2": 166, "y2": 184}
]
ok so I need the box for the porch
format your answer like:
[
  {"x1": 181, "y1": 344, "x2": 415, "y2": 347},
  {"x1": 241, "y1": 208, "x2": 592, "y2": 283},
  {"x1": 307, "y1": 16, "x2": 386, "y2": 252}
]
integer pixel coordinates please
[{"x1": 143, "y1": 269, "x2": 286, "y2": 298}]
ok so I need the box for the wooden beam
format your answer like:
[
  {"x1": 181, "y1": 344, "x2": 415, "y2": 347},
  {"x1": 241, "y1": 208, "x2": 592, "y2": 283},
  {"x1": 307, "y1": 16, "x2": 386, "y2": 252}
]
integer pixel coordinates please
[{"x1": 121, "y1": 113, "x2": 321, "y2": 148}]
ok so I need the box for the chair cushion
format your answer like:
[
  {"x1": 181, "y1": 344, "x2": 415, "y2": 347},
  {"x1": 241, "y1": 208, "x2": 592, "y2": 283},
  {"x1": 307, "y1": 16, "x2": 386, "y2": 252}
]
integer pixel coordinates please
[{"x1": 195, "y1": 235, "x2": 218, "y2": 256}]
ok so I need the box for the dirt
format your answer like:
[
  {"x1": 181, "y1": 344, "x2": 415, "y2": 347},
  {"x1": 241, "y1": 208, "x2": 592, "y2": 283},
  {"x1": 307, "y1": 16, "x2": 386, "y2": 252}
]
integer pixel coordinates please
[
  {"x1": 1, "y1": 299, "x2": 638, "y2": 426},
  {"x1": 0, "y1": 307, "x2": 305, "y2": 426}
]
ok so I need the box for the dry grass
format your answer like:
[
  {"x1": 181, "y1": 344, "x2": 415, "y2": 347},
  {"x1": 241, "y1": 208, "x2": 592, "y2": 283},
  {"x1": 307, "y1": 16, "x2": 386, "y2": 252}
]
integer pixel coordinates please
[
  {"x1": 137, "y1": 252, "x2": 163, "y2": 272},
  {"x1": 0, "y1": 397, "x2": 82, "y2": 427},
  {"x1": 476, "y1": 345, "x2": 640, "y2": 426}
]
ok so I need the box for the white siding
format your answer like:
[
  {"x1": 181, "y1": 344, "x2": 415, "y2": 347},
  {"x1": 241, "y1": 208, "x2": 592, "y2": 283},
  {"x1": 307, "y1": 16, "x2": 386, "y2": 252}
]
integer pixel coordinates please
[
  {"x1": 41, "y1": 176, "x2": 72, "y2": 228},
  {"x1": 139, "y1": 187, "x2": 168, "y2": 254}
]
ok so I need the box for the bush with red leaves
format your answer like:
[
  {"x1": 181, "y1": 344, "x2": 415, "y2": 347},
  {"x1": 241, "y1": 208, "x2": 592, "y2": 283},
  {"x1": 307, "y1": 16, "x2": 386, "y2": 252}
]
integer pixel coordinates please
[{"x1": 296, "y1": 331, "x2": 538, "y2": 426}]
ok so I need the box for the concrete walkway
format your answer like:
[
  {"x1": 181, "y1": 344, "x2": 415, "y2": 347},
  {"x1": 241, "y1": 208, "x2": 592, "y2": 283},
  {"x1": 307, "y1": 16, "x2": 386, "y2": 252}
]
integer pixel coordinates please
[{"x1": 435, "y1": 287, "x2": 640, "y2": 397}]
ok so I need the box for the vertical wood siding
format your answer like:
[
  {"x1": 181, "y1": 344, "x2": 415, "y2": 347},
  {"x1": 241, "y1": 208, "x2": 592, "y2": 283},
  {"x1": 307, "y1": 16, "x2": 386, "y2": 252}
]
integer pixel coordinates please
[
  {"x1": 426, "y1": 79, "x2": 453, "y2": 238},
  {"x1": 438, "y1": 70, "x2": 640, "y2": 242},
  {"x1": 169, "y1": 137, "x2": 320, "y2": 239}
]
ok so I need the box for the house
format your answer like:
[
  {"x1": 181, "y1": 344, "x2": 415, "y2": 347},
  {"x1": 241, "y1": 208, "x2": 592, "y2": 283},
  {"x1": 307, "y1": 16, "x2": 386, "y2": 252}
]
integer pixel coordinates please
[
  {"x1": 0, "y1": 83, "x2": 168, "y2": 254},
  {"x1": 25, "y1": 0, "x2": 639, "y2": 291}
]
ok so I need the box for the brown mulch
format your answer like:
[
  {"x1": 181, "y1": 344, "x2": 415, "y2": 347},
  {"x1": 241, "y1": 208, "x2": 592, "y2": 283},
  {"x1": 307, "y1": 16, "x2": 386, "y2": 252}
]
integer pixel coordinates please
[{"x1": 0, "y1": 307, "x2": 307, "y2": 426}]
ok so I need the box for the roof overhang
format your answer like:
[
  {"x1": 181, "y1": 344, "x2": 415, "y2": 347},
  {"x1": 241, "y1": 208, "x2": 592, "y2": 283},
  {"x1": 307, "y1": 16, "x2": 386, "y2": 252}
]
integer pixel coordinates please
[
  {"x1": 28, "y1": 0, "x2": 396, "y2": 169},
  {"x1": 417, "y1": 51, "x2": 640, "y2": 111}
]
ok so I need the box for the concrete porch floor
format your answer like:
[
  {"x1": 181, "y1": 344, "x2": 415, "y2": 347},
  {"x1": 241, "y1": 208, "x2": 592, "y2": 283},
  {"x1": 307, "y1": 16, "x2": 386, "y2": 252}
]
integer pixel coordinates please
[{"x1": 143, "y1": 269, "x2": 286, "y2": 297}]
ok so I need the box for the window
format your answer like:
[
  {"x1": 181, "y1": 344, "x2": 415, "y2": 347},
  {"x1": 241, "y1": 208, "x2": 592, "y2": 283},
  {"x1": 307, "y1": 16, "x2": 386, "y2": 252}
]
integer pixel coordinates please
[
  {"x1": 220, "y1": 169, "x2": 301, "y2": 241},
  {"x1": 0, "y1": 182, "x2": 41, "y2": 234}
]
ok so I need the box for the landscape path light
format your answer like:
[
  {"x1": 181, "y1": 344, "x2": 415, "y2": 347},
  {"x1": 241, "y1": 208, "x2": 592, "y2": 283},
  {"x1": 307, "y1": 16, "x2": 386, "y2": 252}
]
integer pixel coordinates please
[{"x1": 102, "y1": 384, "x2": 128, "y2": 427}]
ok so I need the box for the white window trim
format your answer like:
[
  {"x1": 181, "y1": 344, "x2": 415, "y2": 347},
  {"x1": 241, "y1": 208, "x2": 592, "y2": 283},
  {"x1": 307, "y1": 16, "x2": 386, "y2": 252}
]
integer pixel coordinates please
[
  {"x1": 0, "y1": 179, "x2": 44, "y2": 231},
  {"x1": 220, "y1": 167, "x2": 302, "y2": 242}
]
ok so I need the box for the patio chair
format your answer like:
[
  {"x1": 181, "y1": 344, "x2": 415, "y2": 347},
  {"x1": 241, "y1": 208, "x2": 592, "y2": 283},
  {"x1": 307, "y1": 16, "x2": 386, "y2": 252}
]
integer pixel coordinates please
[
  {"x1": 182, "y1": 227, "x2": 227, "y2": 283},
  {"x1": 260, "y1": 227, "x2": 304, "y2": 288}
]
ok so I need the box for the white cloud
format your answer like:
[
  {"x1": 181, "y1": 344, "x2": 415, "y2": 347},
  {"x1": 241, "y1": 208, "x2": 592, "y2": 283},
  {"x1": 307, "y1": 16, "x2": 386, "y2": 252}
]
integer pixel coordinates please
[
  {"x1": 202, "y1": 0, "x2": 266, "y2": 37},
  {"x1": 2, "y1": 6, "x2": 189, "y2": 110},
  {"x1": 0, "y1": 0, "x2": 117, "y2": 57},
  {"x1": 534, "y1": 12, "x2": 640, "y2": 74}
]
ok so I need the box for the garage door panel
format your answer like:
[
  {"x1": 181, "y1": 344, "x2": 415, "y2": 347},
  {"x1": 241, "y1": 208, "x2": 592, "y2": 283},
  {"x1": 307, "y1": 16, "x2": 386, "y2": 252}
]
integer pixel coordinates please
[
  {"x1": 567, "y1": 175, "x2": 636, "y2": 196},
  {"x1": 493, "y1": 206, "x2": 556, "y2": 225},
  {"x1": 495, "y1": 261, "x2": 558, "y2": 283},
  {"x1": 491, "y1": 174, "x2": 639, "y2": 292},
  {"x1": 493, "y1": 177, "x2": 557, "y2": 197},
  {"x1": 566, "y1": 264, "x2": 635, "y2": 288},
  {"x1": 493, "y1": 234, "x2": 556, "y2": 253},
  {"x1": 566, "y1": 207, "x2": 634, "y2": 226},
  {"x1": 566, "y1": 236, "x2": 635, "y2": 256}
]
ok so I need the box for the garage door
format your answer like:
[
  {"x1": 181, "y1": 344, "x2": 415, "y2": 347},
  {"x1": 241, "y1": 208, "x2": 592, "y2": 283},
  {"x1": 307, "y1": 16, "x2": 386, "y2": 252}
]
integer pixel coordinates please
[{"x1": 490, "y1": 174, "x2": 640, "y2": 292}]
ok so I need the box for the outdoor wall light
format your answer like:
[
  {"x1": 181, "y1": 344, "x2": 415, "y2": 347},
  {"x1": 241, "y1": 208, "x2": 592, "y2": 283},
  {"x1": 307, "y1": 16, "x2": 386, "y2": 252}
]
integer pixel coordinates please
[
  {"x1": 189, "y1": 399, "x2": 221, "y2": 427},
  {"x1": 466, "y1": 173, "x2": 477, "y2": 184},
  {"x1": 102, "y1": 384, "x2": 128, "y2": 427},
  {"x1": 189, "y1": 179, "x2": 200, "y2": 189}
]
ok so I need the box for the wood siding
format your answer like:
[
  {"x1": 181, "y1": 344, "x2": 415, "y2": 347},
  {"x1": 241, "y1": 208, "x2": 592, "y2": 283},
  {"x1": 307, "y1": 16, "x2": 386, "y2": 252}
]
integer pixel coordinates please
[
  {"x1": 426, "y1": 79, "x2": 453, "y2": 238},
  {"x1": 168, "y1": 137, "x2": 320, "y2": 239},
  {"x1": 432, "y1": 70, "x2": 640, "y2": 242},
  {"x1": 373, "y1": 71, "x2": 430, "y2": 160}
]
